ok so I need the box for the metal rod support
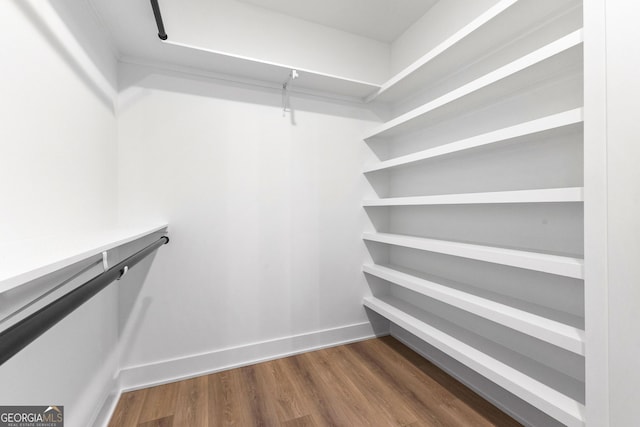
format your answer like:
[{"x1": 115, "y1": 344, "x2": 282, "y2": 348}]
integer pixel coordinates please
[
  {"x1": 0, "y1": 236, "x2": 169, "y2": 366},
  {"x1": 150, "y1": 0, "x2": 168, "y2": 40}
]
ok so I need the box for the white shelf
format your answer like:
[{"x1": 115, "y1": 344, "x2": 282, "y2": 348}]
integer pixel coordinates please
[
  {"x1": 363, "y1": 187, "x2": 583, "y2": 207},
  {"x1": 121, "y1": 40, "x2": 382, "y2": 101},
  {"x1": 363, "y1": 232, "x2": 583, "y2": 279},
  {"x1": 367, "y1": 0, "x2": 581, "y2": 103},
  {"x1": 364, "y1": 295, "x2": 585, "y2": 426},
  {"x1": 92, "y1": 0, "x2": 384, "y2": 101},
  {"x1": 364, "y1": 30, "x2": 583, "y2": 140},
  {"x1": 363, "y1": 108, "x2": 583, "y2": 173},
  {"x1": 0, "y1": 223, "x2": 169, "y2": 294},
  {"x1": 364, "y1": 263, "x2": 584, "y2": 355}
]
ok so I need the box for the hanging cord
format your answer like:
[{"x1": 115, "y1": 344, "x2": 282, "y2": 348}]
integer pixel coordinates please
[{"x1": 282, "y1": 69, "x2": 298, "y2": 116}]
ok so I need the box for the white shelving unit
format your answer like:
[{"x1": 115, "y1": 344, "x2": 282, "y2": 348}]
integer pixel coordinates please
[
  {"x1": 363, "y1": 295, "x2": 586, "y2": 427},
  {"x1": 364, "y1": 30, "x2": 583, "y2": 140},
  {"x1": 363, "y1": 263, "x2": 584, "y2": 354},
  {"x1": 363, "y1": 108, "x2": 583, "y2": 173},
  {"x1": 363, "y1": 232, "x2": 584, "y2": 279},
  {"x1": 363, "y1": 187, "x2": 583, "y2": 207},
  {"x1": 366, "y1": 0, "x2": 582, "y2": 103},
  {"x1": 0, "y1": 224, "x2": 169, "y2": 294},
  {"x1": 361, "y1": 1, "x2": 585, "y2": 424}
]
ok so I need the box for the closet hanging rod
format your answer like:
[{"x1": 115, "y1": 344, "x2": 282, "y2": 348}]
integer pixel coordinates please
[
  {"x1": 0, "y1": 235, "x2": 169, "y2": 366},
  {"x1": 150, "y1": 0, "x2": 168, "y2": 40}
]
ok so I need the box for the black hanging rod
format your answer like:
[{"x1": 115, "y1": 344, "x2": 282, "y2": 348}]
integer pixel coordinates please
[
  {"x1": 0, "y1": 235, "x2": 169, "y2": 366},
  {"x1": 150, "y1": 0, "x2": 168, "y2": 40}
]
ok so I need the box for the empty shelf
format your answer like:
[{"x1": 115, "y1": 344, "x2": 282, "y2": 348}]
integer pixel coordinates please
[
  {"x1": 364, "y1": 263, "x2": 584, "y2": 354},
  {"x1": 364, "y1": 295, "x2": 585, "y2": 426},
  {"x1": 154, "y1": 40, "x2": 382, "y2": 100},
  {"x1": 0, "y1": 224, "x2": 169, "y2": 293},
  {"x1": 362, "y1": 232, "x2": 584, "y2": 279},
  {"x1": 363, "y1": 108, "x2": 583, "y2": 173},
  {"x1": 367, "y1": 0, "x2": 581, "y2": 103},
  {"x1": 364, "y1": 30, "x2": 583, "y2": 140},
  {"x1": 363, "y1": 187, "x2": 584, "y2": 207}
]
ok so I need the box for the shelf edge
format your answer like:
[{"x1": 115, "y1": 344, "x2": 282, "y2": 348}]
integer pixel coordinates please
[
  {"x1": 363, "y1": 263, "x2": 585, "y2": 355},
  {"x1": 363, "y1": 232, "x2": 584, "y2": 279},
  {"x1": 363, "y1": 108, "x2": 584, "y2": 173},
  {"x1": 364, "y1": 29, "x2": 584, "y2": 140},
  {"x1": 160, "y1": 40, "x2": 382, "y2": 100},
  {"x1": 0, "y1": 224, "x2": 169, "y2": 294},
  {"x1": 363, "y1": 187, "x2": 584, "y2": 206},
  {"x1": 364, "y1": 296, "x2": 586, "y2": 426},
  {"x1": 365, "y1": 0, "x2": 519, "y2": 102}
]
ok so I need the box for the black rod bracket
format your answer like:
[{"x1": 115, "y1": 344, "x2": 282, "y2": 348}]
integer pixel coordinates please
[{"x1": 150, "y1": 0, "x2": 168, "y2": 40}]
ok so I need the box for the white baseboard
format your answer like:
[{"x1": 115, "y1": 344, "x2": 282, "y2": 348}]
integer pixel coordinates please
[
  {"x1": 92, "y1": 321, "x2": 384, "y2": 427},
  {"x1": 88, "y1": 387, "x2": 121, "y2": 427},
  {"x1": 92, "y1": 321, "x2": 559, "y2": 427},
  {"x1": 390, "y1": 324, "x2": 564, "y2": 427}
]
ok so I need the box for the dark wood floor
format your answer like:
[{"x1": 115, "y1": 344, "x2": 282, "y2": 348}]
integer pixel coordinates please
[{"x1": 108, "y1": 336, "x2": 520, "y2": 426}]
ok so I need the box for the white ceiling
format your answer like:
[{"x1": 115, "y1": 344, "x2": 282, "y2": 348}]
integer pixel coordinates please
[{"x1": 235, "y1": 0, "x2": 438, "y2": 43}]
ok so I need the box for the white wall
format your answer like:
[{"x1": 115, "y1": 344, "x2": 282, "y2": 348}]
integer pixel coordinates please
[
  {"x1": 583, "y1": 0, "x2": 609, "y2": 424},
  {"x1": 603, "y1": 1, "x2": 640, "y2": 425},
  {"x1": 0, "y1": 1, "x2": 119, "y2": 426},
  {"x1": 0, "y1": 0, "x2": 117, "y2": 242},
  {"x1": 584, "y1": 1, "x2": 640, "y2": 425},
  {"x1": 115, "y1": 63, "x2": 383, "y2": 387}
]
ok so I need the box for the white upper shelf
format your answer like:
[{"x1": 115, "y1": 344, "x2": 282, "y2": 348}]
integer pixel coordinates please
[
  {"x1": 363, "y1": 187, "x2": 584, "y2": 207},
  {"x1": 0, "y1": 224, "x2": 169, "y2": 294},
  {"x1": 363, "y1": 108, "x2": 583, "y2": 173},
  {"x1": 363, "y1": 232, "x2": 584, "y2": 279},
  {"x1": 127, "y1": 40, "x2": 383, "y2": 100},
  {"x1": 364, "y1": 30, "x2": 583, "y2": 140},
  {"x1": 366, "y1": 0, "x2": 582, "y2": 103}
]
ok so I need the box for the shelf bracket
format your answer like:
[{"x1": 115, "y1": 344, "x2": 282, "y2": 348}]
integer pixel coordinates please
[
  {"x1": 101, "y1": 251, "x2": 109, "y2": 272},
  {"x1": 282, "y1": 69, "x2": 298, "y2": 116}
]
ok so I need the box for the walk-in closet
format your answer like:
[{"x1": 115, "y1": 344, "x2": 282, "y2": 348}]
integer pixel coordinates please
[{"x1": 1, "y1": 1, "x2": 638, "y2": 426}]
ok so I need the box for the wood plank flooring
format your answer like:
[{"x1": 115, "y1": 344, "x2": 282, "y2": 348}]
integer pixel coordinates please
[{"x1": 108, "y1": 336, "x2": 521, "y2": 426}]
